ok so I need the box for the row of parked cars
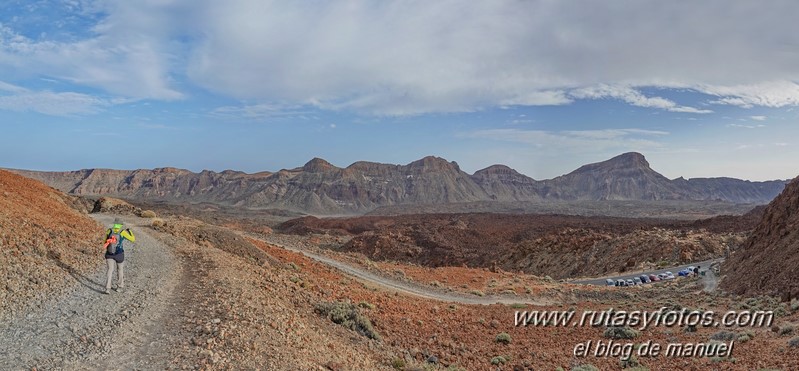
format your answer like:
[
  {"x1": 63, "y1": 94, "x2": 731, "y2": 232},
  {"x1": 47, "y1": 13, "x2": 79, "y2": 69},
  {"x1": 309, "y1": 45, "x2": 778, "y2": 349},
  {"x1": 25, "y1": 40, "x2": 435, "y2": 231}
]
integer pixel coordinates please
[{"x1": 606, "y1": 271, "x2": 677, "y2": 287}]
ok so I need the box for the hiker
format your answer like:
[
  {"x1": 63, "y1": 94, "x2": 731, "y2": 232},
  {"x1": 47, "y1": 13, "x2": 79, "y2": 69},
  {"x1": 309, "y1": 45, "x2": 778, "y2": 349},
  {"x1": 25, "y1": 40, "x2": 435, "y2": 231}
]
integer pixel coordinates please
[{"x1": 103, "y1": 218, "x2": 135, "y2": 294}]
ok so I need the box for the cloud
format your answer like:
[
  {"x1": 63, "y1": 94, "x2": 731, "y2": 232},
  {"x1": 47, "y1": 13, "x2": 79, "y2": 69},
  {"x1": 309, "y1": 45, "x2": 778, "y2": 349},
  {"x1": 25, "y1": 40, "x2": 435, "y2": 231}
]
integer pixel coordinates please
[
  {"x1": 569, "y1": 85, "x2": 712, "y2": 113},
  {"x1": 0, "y1": 80, "x2": 108, "y2": 115},
  {"x1": 749, "y1": 115, "x2": 767, "y2": 121},
  {"x1": 0, "y1": 2, "x2": 183, "y2": 100},
  {"x1": 3, "y1": 1, "x2": 799, "y2": 114},
  {"x1": 703, "y1": 81, "x2": 799, "y2": 108},
  {"x1": 210, "y1": 103, "x2": 311, "y2": 120},
  {"x1": 463, "y1": 128, "x2": 668, "y2": 153},
  {"x1": 726, "y1": 123, "x2": 766, "y2": 129}
]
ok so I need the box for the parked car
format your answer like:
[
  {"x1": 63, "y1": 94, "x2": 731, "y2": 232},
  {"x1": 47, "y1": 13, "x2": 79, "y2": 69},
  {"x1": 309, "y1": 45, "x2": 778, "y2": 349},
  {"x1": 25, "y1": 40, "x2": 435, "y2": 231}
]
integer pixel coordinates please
[
  {"x1": 606, "y1": 279, "x2": 615, "y2": 286},
  {"x1": 640, "y1": 275, "x2": 651, "y2": 283},
  {"x1": 626, "y1": 279, "x2": 635, "y2": 286},
  {"x1": 664, "y1": 272, "x2": 675, "y2": 279},
  {"x1": 633, "y1": 277, "x2": 643, "y2": 285},
  {"x1": 616, "y1": 279, "x2": 627, "y2": 287},
  {"x1": 678, "y1": 269, "x2": 690, "y2": 277},
  {"x1": 649, "y1": 274, "x2": 660, "y2": 282}
]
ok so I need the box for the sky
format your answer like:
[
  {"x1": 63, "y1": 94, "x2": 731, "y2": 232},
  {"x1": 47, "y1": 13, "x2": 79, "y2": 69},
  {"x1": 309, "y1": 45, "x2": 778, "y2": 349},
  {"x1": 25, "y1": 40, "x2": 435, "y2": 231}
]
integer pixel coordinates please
[{"x1": 1, "y1": 0, "x2": 798, "y2": 181}]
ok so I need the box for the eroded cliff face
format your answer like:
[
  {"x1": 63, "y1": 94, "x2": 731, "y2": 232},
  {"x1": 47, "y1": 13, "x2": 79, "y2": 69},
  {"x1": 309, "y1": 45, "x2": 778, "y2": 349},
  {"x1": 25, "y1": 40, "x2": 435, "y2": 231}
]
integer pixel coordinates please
[{"x1": 9, "y1": 152, "x2": 787, "y2": 214}]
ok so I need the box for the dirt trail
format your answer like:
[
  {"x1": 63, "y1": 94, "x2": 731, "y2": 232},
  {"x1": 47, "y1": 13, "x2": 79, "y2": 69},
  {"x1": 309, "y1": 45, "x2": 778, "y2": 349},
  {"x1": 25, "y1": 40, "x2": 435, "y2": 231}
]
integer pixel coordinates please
[
  {"x1": 255, "y1": 235, "x2": 552, "y2": 306},
  {"x1": 0, "y1": 215, "x2": 182, "y2": 370}
]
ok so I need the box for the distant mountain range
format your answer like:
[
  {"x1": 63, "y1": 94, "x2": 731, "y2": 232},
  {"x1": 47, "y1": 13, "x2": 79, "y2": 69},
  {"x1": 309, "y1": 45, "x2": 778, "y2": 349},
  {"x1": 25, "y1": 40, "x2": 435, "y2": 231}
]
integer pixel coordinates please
[{"x1": 9, "y1": 152, "x2": 788, "y2": 214}]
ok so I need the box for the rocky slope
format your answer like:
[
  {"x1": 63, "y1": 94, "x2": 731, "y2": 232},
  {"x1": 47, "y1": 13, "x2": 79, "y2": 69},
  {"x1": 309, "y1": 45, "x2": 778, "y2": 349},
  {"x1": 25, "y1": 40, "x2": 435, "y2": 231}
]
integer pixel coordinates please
[
  {"x1": 721, "y1": 176, "x2": 799, "y2": 300},
  {"x1": 0, "y1": 169, "x2": 104, "y2": 316},
  {"x1": 10, "y1": 153, "x2": 787, "y2": 214}
]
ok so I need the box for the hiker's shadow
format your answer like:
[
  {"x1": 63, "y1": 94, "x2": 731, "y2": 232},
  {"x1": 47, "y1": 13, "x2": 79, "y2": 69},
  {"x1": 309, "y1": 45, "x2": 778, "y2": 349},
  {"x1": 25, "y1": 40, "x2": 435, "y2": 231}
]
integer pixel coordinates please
[{"x1": 47, "y1": 251, "x2": 106, "y2": 295}]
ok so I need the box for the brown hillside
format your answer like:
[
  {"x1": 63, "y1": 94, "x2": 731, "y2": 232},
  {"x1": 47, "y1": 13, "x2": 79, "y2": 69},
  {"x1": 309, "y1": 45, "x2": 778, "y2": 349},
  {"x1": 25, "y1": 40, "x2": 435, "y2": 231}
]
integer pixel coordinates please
[
  {"x1": 721, "y1": 176, "x2": 799, "y2": 300},
  {"x1": 280, "y1": 213, "x2": 752, "y2": 279},
  {"x1": 0, "y1": 170, "x2": 104, "y2": 316}
]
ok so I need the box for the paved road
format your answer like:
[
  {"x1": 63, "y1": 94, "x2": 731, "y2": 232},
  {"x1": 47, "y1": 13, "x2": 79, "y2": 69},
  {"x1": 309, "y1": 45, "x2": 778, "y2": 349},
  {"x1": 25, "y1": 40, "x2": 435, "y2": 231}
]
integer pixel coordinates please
[{"x1": 573, "y1": 258, "x2": 722, "y2": 285}]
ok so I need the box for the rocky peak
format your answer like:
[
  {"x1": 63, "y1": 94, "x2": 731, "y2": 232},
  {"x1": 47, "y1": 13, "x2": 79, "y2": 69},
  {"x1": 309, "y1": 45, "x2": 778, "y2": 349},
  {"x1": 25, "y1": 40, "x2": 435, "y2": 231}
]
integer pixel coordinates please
[
  {"x1": 473, "y1": 165, "x2": 519, "y2": 177},
  {"x1": 407, "y1": 156, "x2": 459, "y2": 172},
  {"x1": 302, "y1": 158, "x2": 337, "y2": 173},
  {"x1": 603, "y1": 152, "x2": 649, "y2": 169}
]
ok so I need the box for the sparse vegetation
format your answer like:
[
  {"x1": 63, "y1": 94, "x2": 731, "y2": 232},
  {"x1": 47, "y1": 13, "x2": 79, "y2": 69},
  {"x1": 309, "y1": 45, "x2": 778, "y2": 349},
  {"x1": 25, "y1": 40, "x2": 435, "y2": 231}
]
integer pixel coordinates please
[
  {"x1": 604, "y1": 326, "x2": 641, "y2": 339},
  {"x1": 287, "y1": 262, "x2": 300, "y2": 271},
  {"x1": 140, "y1": 210, "x2": 157, "y2": 218},
  {"x1": 571, "y1": 364, "x2": 599, "y2": 371},
  {"x1": 791, "y1": 299, "x2": 799, "y2": 313},
  {"x1": 737, "y1": 296, "x2": 789, "y2": 317},
  {"x1": 495, "y1": 332, "x2": 511, "y2": 344},
  {"x1": 710, "y1": 331, "x2": 736, "y2": 341},
  {"x1": 314, "y1": 301, "x2": 381, "y2": 340},
  {"x1": 619, "y1": 355, "x2": 641, "y2": 368},
  {"x1": 391, "y1": 358, "x2": 406, "y2": 369},
  {"x1": 358, "y1": 301, "x2": 375, "y2": 310},
  {"x1": 490, "y1": 356, "x2": 507, "y2": 365},
  {"x1": 151, "y1": 218, "x2": 165, "y2": 228},
  {"x1": 788, "y1": 337, "x2": 799, "y2": 348},
  {"x1": 508, "y1": 303, "x2": 526, "y2": 309},
  {"x1": 710, "y1": 356, "x2": 736, "y2": 364},
  {"x1": 779, "y1": 324, "x2": 795, "y2": 336}
]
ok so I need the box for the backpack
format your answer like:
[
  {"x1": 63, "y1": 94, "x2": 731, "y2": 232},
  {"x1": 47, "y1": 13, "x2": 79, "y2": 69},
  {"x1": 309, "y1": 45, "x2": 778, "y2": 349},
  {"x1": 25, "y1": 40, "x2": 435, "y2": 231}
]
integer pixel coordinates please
[{"x1": 105, "y1": 229, "x2": 123, "y2": 255}]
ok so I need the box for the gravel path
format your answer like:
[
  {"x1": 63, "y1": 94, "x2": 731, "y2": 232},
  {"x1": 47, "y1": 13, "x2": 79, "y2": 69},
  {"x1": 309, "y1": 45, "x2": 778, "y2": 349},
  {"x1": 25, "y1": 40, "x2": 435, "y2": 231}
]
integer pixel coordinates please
[{"x1": 0, "y1": 215, "x2": 182, "y2": 370}]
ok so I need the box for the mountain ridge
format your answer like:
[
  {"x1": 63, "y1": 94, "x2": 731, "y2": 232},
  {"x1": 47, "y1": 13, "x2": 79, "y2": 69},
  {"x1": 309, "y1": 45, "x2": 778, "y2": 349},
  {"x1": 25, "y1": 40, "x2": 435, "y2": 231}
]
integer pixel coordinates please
[{"x1": 7, "y1": 152, "x2": 788, "y2": 214}]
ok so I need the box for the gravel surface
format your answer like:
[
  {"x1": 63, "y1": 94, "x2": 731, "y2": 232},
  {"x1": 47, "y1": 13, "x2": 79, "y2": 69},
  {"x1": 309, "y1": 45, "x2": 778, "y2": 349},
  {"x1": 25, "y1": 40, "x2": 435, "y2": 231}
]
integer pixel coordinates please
[{"x1": 0, "y1": 215, "x2": 182, "y2": 370}]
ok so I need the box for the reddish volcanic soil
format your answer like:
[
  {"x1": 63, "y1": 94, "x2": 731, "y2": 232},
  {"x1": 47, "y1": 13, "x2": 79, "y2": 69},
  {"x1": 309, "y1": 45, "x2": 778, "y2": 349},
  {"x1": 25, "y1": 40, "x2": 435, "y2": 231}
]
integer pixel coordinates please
[{"x1": 0, "y1": 170, "x2": 104, "y2": 315}]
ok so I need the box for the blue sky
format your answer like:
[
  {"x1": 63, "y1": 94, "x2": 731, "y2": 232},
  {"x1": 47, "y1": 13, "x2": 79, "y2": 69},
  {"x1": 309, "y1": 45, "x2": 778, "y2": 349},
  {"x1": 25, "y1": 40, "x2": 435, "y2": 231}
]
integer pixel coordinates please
[{"x1": 1, "y1": 1, "x2": 798, "y2": 181}]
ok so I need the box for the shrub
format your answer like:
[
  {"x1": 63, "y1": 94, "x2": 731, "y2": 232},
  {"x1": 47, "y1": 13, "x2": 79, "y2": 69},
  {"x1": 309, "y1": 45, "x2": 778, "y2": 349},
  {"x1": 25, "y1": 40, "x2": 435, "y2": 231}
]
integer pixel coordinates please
[
  {"x1": 736, "y1": 333, "x2": 751, "y2": 343},
  {"x1": 151, "y1": 218, "x2": 165, "y2": 228},
  {"x1": 390, "y1": 358, "x2": 405, "y2": 369},
  {"x1": 509, "y1": 303, "x2": 526, "y2": 309},
  {"x1": 710, "y1": 356, "x2": 736, "y2": 364},
  {"x1": 490, "y1": 356, "x2": 506, "y2": 365},
  {"x1": 358, "y1": 301, "x2": 375, "y2": 310},
  {"x1": 619, "y1": 355, "x2": 641, "y2": 368},
  {"x1": 604, "y1": 326, "x2": 641, "y2": 339},
  {"x1": 495, "y1": 332, "x2": 512, "y2": 344},
  {"x1": 791, "y1": 299, "x2": 799, "y2": 312},
  {"x1": 571, "y1": 364, "x2": 599, "y2": 371},
  {"x1": 469, "y1": 290, "x2": 485, "y2": 297},
  {"x1": 710, "y1": 331, "x2": 736, "y2": 341},
  {"x1": 788, "y1": 337, "x2": 799, "y2": 348},
  {"x1": 140, "y1": 210, "x2": 157, "y2": 218},
  {"x1": 314, "y1": 302, "x2": 381, "y2": 340},
  {"x1": 779, "y1": 325, "x2": 795, "y2": 336}
]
